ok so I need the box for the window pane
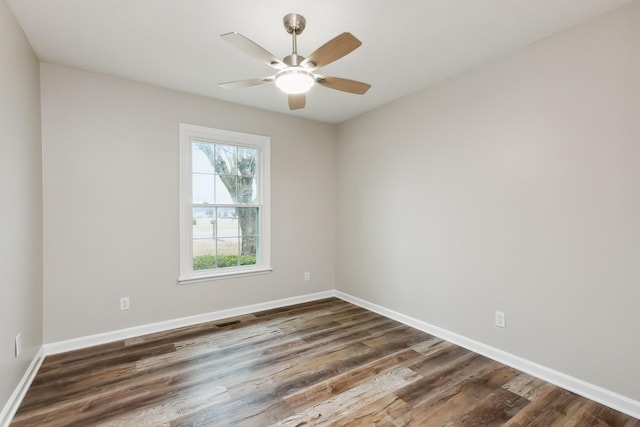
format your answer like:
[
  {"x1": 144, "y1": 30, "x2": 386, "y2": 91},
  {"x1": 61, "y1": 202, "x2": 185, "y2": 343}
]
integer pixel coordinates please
[
  {"x1": 217, "y1": 237, "x2": 238, "y2": 256},
  {"x1": 192, "y1": 142, "x2": 215, "y2": 173},
  {"x1": 216, "y1": 175, "x2": 236, "y2": 203},
  {"x1": 236, "y1": 176, "x2": 257, "y2": 204},
  {"x1": 192, "y1": 173, "x2": 215, "y2": 204},
  {"x1": 193, "y1": 239, "x2": 214, "y2": 258},
  {"x1": 216, "y1": 238, "x2": 239, "y2": 268},
  {"x1": 215, "y1": 145, "x2": 237, "y2": 175},
  {"x1": 240, "y1": 236, "x2": 258, "y2": 266},
  {"x1": 192, "y1": 208, "x2": 216, "y2": 239},
  {"x1": 216, "y1": 208, "x2": 239, "y2": 238},
  {"x1": 236, "y1": 207, "x2": 258, "y2": 237},
  {"x1": 193, "y1": 239, "x2": 215, "y2": 270},
  {"x1": 238, "y1": 147, "x2": 257, "y2": 177}
]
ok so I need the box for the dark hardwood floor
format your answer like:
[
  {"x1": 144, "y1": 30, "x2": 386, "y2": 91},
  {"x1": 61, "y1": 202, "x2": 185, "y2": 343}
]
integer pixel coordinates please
[{"x1": 11, "y1": 298, "x2": 640, "y2": 426}]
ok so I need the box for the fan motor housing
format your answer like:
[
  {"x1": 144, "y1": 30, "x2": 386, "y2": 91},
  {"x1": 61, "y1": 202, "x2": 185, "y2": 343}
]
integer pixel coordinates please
[{"x1": 283, "y1": 53, "x2": 306, "y2": 67}]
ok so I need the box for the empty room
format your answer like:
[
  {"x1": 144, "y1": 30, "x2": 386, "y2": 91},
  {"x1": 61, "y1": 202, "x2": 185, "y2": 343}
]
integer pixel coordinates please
[{"x1": 1, "y1": 0, "x2": 639, "y2": 425}]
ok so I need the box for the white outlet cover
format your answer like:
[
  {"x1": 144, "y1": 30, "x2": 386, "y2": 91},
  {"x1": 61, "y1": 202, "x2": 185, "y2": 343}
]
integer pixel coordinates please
[
  {"x1": 495, "y1": 311, "x2": 506, "y2": 328},
  {"x1": 15, "y1": 333, "x2": 22, "y2": 357}
]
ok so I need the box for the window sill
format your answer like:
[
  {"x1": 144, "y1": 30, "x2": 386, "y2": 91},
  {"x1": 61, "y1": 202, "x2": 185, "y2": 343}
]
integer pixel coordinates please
[{"x1": 178, "y1": 266, "x2": 273, "y2": 285}]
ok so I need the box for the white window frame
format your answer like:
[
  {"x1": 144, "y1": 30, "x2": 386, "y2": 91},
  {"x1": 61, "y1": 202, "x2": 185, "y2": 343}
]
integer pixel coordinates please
[{"x1": 178, "y1": 123, "x2": 271, "y2": 284}]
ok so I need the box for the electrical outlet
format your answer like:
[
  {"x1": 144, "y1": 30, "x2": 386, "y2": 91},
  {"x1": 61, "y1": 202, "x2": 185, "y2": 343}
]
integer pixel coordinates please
[
  {"x1": 120, "y1": 296, "x2": 130, "y2": 311},
  {"x1": 304, "y1": 272, "x2": 310, "y2": 281},
  {"x1": 15, "y1": 333, "x2": 22, "y2": 357},
  {"x1": 495, "y1": 311, "x2": 506, "y2": 328}
]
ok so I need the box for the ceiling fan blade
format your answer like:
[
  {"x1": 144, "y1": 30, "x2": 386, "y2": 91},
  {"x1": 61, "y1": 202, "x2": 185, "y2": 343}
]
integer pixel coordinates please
[
  {"x1": 219, "y1": 77, "x2": 274, "y2": 89},
  {"x1": 315, "y1": 75, "x2": 371, "y2": 95},
  {"x1": 221, "y1": 32, "x2": 286, "y2": 70},
  {"x1": 288, "y1": 94, "x2": 306, "y2": 110},
  {"x1": 300, "y1": 32, "x2": 362, "y2": 69}
]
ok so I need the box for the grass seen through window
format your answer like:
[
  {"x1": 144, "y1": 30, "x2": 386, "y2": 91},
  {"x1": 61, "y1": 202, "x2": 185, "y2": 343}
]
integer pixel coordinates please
[{"x1": 193, "y1": 255, "x2": 257, "y2": 270}]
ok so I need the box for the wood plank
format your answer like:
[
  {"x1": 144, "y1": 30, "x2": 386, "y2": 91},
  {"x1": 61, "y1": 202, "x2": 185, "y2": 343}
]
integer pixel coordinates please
[
  {"x1": 503, "y1": 387, "x2": 594, "y2": 426},
  {"x1": 451, "y1": 387, "x2": 531, "y2": 425},
  {"x1": 502, "y1": 372, "x2": 556, "y2": 401},
  {"x1": 268, "y1": 367, "x2": 420, "y2": 427},
  {"x1": 283, "y1": 347, "x2": 423, "y2": 411},
  {"x1": 397, "y1": 364, "x2": 522, "y2": 426}
]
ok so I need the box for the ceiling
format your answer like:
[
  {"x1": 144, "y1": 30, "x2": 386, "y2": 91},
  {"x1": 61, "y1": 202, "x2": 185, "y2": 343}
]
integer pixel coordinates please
[{"x1": 7, "y1": 0, "x2": 635, "y2": 124}]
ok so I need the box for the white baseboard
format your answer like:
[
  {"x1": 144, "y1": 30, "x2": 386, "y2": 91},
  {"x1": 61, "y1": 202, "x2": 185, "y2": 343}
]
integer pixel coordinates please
[
  {"x1": 0, "y1": 346, "x2": 45, "y2": 427},
  {"x1": 335, "y1": 290, "x2": 640, "y2": 420},
  {"x1": 44, "y1": 290, "x2": 336, "y2": 355}
]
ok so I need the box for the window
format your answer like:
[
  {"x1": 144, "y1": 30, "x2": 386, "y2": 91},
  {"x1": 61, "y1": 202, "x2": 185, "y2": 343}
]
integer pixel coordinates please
[{"x1": 179, "y1": 124, "x2": 271, "y2": 283}]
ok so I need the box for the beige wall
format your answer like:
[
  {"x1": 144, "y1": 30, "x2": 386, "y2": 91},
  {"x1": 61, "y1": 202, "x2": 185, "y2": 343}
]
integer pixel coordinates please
[
  {"x1": 40, "y1": 63, "x2": 336, "y2": 342},
  {"x1": 0, "y1": 0, "x2": 43, "y2": 411},
  {"x1": 336, "y1": 1, "x2": 640, "y2": 400}
]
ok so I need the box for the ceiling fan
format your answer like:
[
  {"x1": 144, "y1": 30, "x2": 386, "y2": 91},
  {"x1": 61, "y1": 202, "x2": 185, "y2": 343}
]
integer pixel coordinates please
[{"x1": 219, "y1": 13, "x2": 371, "y2": 110}]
